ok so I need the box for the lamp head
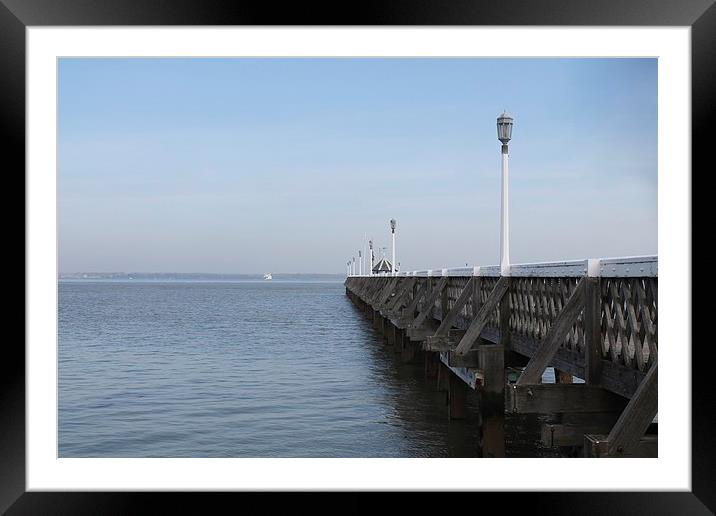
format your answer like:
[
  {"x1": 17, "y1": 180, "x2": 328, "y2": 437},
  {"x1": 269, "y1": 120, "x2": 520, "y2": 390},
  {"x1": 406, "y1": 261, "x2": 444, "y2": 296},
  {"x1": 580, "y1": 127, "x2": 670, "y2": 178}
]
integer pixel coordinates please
[{"x1": 497, "y1": 112, "x2": 514, "y2": 145}]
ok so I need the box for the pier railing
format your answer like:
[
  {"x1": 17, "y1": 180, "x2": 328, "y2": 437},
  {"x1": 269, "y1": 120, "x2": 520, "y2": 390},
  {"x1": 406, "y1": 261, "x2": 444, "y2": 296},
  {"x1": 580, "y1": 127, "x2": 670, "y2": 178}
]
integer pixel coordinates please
[
  {"x1": 345, "y1": 255, "x2": 657, "y2": 457},
  {"x1": 345, "y1": 255, "x2": 657, "y2": 399}
]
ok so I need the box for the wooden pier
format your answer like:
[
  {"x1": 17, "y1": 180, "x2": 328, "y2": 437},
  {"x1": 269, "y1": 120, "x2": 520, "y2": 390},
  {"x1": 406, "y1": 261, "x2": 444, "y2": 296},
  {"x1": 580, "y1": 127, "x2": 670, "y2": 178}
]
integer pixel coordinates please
[{"x1": 345, "y1": 256, "x2": 657, "y2": 458}]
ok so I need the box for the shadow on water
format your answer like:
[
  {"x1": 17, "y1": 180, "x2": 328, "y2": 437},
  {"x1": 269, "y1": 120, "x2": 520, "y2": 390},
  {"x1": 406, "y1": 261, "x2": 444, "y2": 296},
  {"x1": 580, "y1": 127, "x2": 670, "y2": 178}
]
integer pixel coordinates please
[{"x1": 346, "y1": 298, "x2": 482, "y2": 458}]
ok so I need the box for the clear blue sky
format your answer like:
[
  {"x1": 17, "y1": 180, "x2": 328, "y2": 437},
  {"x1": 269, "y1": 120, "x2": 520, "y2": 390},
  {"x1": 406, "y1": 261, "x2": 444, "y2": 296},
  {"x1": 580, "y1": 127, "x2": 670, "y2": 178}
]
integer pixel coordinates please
[{"x1": 58, "y1": 58, "x2": 657, "y2": 273}]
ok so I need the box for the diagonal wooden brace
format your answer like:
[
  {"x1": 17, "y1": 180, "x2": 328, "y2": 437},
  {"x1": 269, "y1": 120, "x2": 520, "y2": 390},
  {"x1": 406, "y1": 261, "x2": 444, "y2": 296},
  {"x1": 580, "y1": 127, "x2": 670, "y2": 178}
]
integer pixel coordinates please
[
  {"x1": 400, "y1": 281, "x2": 428, "y2": 320},
  {"x1": 434, "y1": 277, "x2": 475, "y2": 337},
  {"x1": 606, "y1": 362, "x2": 657, "y2": 456},
  {"x1": 364, "y1": 279, "x2": 383, "y2": 303},
  {"x1": 384, "y1": 277, "x2": 417, "y2": 312},
  {"x1": 375, "y1": 277, "x2": 400, "y2": 308},
  {"x1": 454, "y1": 276, "x2": 510, "y2": 356},
  {"x1": 410, "y1": 277, "x2": 449, "y2": 329},
  {"x1": 368, "y1": 278, "x2": 390, "y2": 305},
  {"x1": 517, "y1": 277, "x2": 587, "y2": 385},
  {"x1": 380, "y1": 278, "x2": 410, "y2": 310}
]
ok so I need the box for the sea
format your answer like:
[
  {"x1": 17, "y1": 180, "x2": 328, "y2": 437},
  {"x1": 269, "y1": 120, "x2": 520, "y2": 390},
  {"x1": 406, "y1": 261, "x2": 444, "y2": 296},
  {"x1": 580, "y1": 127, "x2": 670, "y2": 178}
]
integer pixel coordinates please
[{"x1": 58, "y1": 278, "x2": 483, "y2": 457}]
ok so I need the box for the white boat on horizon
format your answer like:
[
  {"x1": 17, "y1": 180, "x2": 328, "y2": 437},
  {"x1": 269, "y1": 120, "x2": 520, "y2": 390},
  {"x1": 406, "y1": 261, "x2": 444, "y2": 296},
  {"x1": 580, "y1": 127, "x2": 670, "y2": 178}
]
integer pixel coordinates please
[{"x1": 263, "y1": 273, "x2": 273, "y2": 280}]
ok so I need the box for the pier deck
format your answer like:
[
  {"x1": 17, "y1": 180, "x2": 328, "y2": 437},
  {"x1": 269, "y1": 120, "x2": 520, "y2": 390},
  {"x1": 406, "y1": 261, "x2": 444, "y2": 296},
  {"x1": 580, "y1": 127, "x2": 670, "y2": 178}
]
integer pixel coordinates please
[{"x1": 345, "y1": 256, "x2": 657, "y2": 458}]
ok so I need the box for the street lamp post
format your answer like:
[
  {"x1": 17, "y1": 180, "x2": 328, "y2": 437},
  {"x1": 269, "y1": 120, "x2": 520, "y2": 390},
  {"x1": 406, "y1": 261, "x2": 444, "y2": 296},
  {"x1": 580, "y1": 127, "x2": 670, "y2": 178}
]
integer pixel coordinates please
[
  {"x1": 368, "y1": 240, "x2": 374, "y2": 276},
  {"x1": 358, "y1": 250, "x2": 362, "y2": 276},
  {"x1": 390, "y1": 219, "x2": 396, "y2": 275},
  {"x1": 497, "y1": 112, "x2": 514, "y2": 276},
  {"x1": 352, "y1": 256, "x2": 355, "y2": 276}
]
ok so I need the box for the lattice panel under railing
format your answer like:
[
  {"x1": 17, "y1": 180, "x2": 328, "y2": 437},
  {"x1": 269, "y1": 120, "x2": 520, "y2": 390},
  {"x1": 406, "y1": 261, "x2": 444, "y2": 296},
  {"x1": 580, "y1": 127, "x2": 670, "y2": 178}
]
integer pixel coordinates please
[
  {"x1": 446, "y1": 277, "x2": 470, "y2": 319},
  {"x1": 509, "y1": 277, "x2": 585, "y2": 355},
  {"x1": 601, "y1": 277, "x2": 658, "y2": 372},
  {"x1": 476, "y1": 277, "x2": 501, "y2": 328}
]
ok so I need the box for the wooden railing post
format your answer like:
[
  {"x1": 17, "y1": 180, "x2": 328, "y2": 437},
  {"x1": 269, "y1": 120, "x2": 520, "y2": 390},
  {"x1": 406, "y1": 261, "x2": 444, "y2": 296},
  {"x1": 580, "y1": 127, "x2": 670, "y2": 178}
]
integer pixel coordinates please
[{"x1": 584, "y1": 276, "x2": 603, "y2": 385}]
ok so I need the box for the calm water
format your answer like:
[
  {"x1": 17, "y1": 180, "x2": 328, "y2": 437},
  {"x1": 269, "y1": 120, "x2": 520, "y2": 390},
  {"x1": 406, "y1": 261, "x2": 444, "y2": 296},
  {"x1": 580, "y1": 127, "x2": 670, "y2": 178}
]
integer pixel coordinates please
[{"x1": 59, "y1": 280, "x2": 481, "y2": 457}]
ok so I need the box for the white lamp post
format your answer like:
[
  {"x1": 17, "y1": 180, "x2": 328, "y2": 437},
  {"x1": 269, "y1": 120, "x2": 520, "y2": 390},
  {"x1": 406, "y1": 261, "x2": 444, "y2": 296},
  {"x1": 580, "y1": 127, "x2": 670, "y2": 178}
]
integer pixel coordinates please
[
  {"x1": 390, "y1": 218, "x2": 397, "y2": 275},
  {"x1": 352, "y1": 256, "x2": 355, "y2": 276},
  {"x1": 497, "y1": 112, "x2": 514, "y2": 276},
  {"x1": 358, "y1": 250, "x2": 362, "y2": 276},
  {"x1": 368, "y1": 240, "x2": 374, "y2": 276},
  {"x1": 363, "y1": 233, "x2": 368, "y2": 278}
]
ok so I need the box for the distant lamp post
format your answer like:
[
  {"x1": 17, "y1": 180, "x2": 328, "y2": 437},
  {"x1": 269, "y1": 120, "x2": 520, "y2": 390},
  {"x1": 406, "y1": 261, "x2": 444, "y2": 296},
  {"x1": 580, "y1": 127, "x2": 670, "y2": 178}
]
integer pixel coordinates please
[
  {"x1": 497, "y1": 112, "x2": 514, "y2": 276},
  {"x1": 358, "y1": 250, "x2": 362, "y2": 276},
  {"x1": 368, "y1": 240, "x2": 374, "y2": 276},
  {"x1": 352, "y1": 256, "x2": 356, "y2": 276},
  {"x1": 390, "y1": 218, "x2": 397, "y2": 275},
  {"x1": 347, "y1": 260, "x2": 350, "y2": 276}
]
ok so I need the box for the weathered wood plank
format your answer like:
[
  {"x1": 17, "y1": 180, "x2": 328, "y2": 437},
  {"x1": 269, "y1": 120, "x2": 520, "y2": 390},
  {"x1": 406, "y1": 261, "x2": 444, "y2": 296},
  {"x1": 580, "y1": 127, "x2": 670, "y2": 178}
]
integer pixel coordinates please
[
  {"x1": 605, "y1": 362, "x2": 657, "y2": 456},
  {"x1": 384, "y1": 277, "x2": 416, "y2": 312},
  {"x1": 434, "y1": 277, "x2": 475, "y2": 337},
  {"x1": 479, "y1": 343, "x2": 506, "y2": 457},
  {"x1": 506, "y1": 384, "x2": 627, "y2": 414},
  {"x1": 447, "y1": 349, "x2": 480, "y2": 368},
  {"x1": 424, "y1": 329, "x2": 466, "y2": 352},
  {"x1": 584, "y1": 434, "x2": 657, "y2": 458},
  {"x1": 410, "y1": 277, "x2": 449, "y2": 329},
  {"x1": 454, "y1": 276, "x2": 510, "y2": 356},
  {"x1": 448, "y1": 372, "x2": 468, "y2": 420},
  {"x1": 376, "y1": 277, "x2": 400, "y2": 308},
  {"x1": 517, "y1": 277, "x2": 586, "y2": 385},
  {"x1": 396, "y1": 281, "x2": 428, "y2": 324},
  {"x1": 541, "y1": 412, "x2": 621, "y2": 447}
]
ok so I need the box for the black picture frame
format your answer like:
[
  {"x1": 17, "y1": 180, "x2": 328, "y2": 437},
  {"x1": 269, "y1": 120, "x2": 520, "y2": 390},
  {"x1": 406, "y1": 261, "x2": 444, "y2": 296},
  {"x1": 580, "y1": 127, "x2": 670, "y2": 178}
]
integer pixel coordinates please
[{"x1": 4, "y1": 1, "x2": 711, "y2": 513}]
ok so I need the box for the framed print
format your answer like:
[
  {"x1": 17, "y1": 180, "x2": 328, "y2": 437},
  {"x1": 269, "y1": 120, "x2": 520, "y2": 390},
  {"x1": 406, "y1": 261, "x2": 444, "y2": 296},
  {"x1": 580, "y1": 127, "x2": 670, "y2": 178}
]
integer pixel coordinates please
[{"x1": 4, "y1": 0, "x2": 713, "y2": 513}]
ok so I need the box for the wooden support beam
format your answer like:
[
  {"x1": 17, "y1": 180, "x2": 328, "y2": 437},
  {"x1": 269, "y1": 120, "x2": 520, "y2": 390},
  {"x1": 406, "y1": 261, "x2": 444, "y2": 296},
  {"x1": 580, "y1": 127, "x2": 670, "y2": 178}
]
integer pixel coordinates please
[
  {"x1": 406, "y1": 324, "x2": 438, "y2": 342},
  {"x1": 392, "y1": 326, "x2": 403, "y2": 354},
  {"x1": 479, "y1": 344, "x2": 505, "y2": 457},
  {"x1": 517, "y1": 277, "x2": 587, "y2": 385},
  {"x1": 506, "y1": 384, "x2": 628, "y2": 414},
  {"x1": 371, "y1": 279, "x2": 391, "y2": 305},
  {"x1": 401, "y1": 333, "x2": 417, "y2": 363},
  {"x1": 479, "y1": 344, "x2": 505, "y2": 395},
  {"x1": 437, "y1": 362, "x2": 450, "y2": 392},
  {"x1": 448, "y1": 372, "x2": 468, "y2": 420},
  {"x1": 541, "y1": 412, "x2": 622, "y2": 447},
  {"x1": 584, "y1": 277, "x2": 603, "y2": 385},
  {"x1": 380, "y1": 277, "x2": 407, "y2": 310},
  {"x1": 375, "y1": 277, "x2": 400, "y2": 308},
  {"x1": 398, "y1": 282, "x2": 428, "y2": 322},
  {"x1": 410, "y1": 277, "x2": 449, "y2": 329},
  {"x1": 434, "y1": 277, "x2": 475, "y2": 337},
  {"x1": 447, "y1": 349, "x2": 480, "y2": 368},
  {"x1": 424, "y1": 329, "x2": 466, "y2": 352},
  {"x1": 384, "y1": 277, "x2": 416, "y2": 313},
  {"x1": 454, "y1": 276, "x2": 510, "y2": 356},
  {"x1": 425, "y1": 351, "x2": 440, "y2": 379},
  {"x1": 605, "y1": 363, "x2": 658, "y2": 456},
  {"x1": 362, "y1": 280, "x2": 381, "y2": 304},
  {"x1": 584, "y1": 434, "x2": 657, "y2": 458},
  {"x1": 385, "y1": 319, "x2": 396, "y2": 346}
]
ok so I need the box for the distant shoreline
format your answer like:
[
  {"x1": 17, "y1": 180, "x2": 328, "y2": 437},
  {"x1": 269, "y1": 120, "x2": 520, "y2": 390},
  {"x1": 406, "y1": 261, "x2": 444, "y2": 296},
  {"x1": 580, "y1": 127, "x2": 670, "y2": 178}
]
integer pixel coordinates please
[{"x1": 58, "y1": 272, "x2": 345, "y2": 281}]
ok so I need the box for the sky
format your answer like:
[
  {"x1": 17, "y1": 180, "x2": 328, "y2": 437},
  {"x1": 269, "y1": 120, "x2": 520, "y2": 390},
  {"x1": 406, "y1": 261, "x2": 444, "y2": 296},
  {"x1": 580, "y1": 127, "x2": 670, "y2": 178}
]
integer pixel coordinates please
[{"x1": 58, "y1": 58, "x2": 657, "y2": 274}]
